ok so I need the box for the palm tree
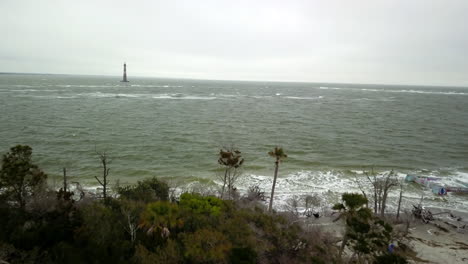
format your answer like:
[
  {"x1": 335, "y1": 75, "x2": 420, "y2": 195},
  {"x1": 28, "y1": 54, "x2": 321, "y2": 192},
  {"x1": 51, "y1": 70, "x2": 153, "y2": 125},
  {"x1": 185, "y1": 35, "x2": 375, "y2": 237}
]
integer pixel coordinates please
[{"x1": 268, "y1": 147, "x2": 287, "y2": 212}]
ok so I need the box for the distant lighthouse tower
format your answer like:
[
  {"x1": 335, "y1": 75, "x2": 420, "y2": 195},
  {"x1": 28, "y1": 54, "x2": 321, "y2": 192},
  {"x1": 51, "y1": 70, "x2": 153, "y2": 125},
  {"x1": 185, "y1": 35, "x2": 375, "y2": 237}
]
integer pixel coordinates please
[{"x1": 121, "y1": 62, "x2": 129, "y2": 82}]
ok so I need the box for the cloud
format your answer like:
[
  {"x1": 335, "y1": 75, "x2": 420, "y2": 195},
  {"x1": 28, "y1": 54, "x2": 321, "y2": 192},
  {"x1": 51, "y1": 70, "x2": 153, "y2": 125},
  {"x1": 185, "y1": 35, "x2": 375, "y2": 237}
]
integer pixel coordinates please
[{"x1": 1, "y1": 0, "x2": 467, "y2": 86}]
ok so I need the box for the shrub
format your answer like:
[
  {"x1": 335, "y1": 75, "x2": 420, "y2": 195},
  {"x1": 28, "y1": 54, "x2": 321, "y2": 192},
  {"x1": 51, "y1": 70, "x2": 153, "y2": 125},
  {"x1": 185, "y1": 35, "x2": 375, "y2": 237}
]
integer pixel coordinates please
[{"x1": 117, "y1": 177, "x2": 169, "y2": 202}]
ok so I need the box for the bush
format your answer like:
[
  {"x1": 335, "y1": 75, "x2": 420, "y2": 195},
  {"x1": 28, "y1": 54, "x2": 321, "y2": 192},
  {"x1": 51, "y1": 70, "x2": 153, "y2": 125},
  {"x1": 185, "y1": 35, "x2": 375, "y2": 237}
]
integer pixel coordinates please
[{"x1": 117, "y1": 177, "x2": 169, "y2": 202}]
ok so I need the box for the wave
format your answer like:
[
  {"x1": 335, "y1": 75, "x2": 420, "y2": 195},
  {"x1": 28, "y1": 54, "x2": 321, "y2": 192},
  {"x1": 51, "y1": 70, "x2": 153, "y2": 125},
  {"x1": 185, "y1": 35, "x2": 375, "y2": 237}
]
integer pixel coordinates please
[
  {"x1": 11, "y1": 89, "x2": 60, "y2": 92},
  {"x1": 393, "y1": 89, "x2": 467, "y2": 95},
  {"x1": 152, "y1": 93, "x2": 216, "y2": 100},
  {"x1": 78, "y1": 92, "x2": 216, "y2": 100},
  {"x1": 54, "y1": 84, "x2": 184, "y2": 88},
  {"x1": 285, "y1": 96, "x2": 323, "y2": 100},
  {"x1": 319, "y1": 87, "x2": 342, "y2": 90},
  {"x1": 11, "y1": 89, "x2": 39, "y2": 92},
  {"x1": 18, "y1": 95, "x2": 77, "y2": 99},
  {"x1": 210, "y1": 169, "x2": 468, "y2": 212},
  {"x1": 352, "y1": 97, "x2": 395, "y2": 102},
  {"x1": 360, "y1": 88, "x2": 467, "y2": 96}
]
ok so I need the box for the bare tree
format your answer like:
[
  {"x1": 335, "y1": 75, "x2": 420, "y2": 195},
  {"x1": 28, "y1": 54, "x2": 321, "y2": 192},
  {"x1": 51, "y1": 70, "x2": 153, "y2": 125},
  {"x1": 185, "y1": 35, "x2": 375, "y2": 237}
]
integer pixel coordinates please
[
  {"x1": 365, "y1": 168, "x2": 381, "y2": 214},
  {"x1": 120, "y1": 200, "x2": 144, "y2": 244},
  {"x1": 304, "y1": 193, "x2": 321, "y2": 217},
  {"x1": 246, "y1": 185, "x2": 266, "y2": 202},
  {"x1": 285, "y1": 195, "x2": 301, "y2": 217},
  {"x1": 95, "y1": 152, "x2": 110, "y2": 200},
  {"x1": 217, "y1": 147, "x2": 244, "y2": 199},
  {"x1": 353, "y1": 176, "x2": 369, "y2": 208},
  {"x1": 365, "y1": 169, "x2": 398, "y2": 218},
  {"x1": 379, "y1": 170, "x2": 398, "y2": 217}
]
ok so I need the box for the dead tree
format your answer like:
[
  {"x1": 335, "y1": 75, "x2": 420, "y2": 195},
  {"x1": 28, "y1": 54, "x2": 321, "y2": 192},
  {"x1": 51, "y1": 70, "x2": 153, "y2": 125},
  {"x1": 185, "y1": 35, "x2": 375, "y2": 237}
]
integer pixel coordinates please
[
  {"x1": 396, "y1": 180, "x2": 404, "y2": 220},
  {"x1": 380, "y1": 170, "x2": 398, "y2": 217},
  {"x1": 366, "y1": 169, "x2": 398, "y2": 218},
  {"x1": 217, "y1": 148, "x2": 244, "y2": 199},
  {"x1": 71, "y1": 181, "x2": 85, "y2": 201},
  {"x1": 121, "y1": 202, "x2": 141, "y2": 244},
  {"x1": 353, "y1": 176, "x2": 369, "y2": 208},
  {"x1": 95, "y1": 152, "x2": 110, "y2": 200},
  {"x1": 304, "y1": 193, "x2": 321, "y2": 217},
  {"x1": 365, "y1": 168, "x2": 382, "y2": 214}
]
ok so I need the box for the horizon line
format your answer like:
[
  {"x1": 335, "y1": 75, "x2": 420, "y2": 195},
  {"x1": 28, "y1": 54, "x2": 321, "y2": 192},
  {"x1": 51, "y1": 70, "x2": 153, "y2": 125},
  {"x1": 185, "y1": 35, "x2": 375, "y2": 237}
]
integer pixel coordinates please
[{"x1": 1, "y1": 71, "x2": 467, "y2": 89}]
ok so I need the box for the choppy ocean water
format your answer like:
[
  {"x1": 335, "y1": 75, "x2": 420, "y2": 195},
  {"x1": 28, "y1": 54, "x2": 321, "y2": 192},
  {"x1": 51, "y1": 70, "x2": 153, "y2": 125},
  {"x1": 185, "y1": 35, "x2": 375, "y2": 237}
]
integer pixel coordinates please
[{"x1": 1, "y1": 73, "x2": 467, "y2": 211}]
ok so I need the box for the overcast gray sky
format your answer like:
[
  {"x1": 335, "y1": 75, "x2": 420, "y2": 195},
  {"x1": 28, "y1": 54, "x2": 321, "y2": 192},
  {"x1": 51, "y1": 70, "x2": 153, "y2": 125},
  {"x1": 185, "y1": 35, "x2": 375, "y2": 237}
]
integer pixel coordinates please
[{"x1": 1, "y1": 0, "x2": 467, "y2": 86}]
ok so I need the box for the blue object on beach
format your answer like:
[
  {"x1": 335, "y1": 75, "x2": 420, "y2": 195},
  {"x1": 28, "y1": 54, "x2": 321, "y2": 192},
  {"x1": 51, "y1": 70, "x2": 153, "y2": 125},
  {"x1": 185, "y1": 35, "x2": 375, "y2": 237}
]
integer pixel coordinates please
[
  {"x1": 438, "y1": 187, "x2": 447, "y2": 195},
  {"x1": 388, "y1": 243, "x2": 395, "y2": 254}
]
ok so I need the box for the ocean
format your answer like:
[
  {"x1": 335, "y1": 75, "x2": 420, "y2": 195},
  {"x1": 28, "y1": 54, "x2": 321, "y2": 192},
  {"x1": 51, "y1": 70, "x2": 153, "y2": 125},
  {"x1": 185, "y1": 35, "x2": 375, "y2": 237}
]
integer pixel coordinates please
[{"x1": 1, "y1": 73, "x2": 467, "y2": 211}]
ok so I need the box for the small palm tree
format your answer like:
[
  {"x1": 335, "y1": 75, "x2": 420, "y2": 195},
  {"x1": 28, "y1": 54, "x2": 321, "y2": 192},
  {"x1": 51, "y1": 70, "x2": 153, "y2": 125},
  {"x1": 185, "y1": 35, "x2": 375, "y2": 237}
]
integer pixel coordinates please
[{"x1": 268, "y1": 147, "x2": 287, "y2": 212}]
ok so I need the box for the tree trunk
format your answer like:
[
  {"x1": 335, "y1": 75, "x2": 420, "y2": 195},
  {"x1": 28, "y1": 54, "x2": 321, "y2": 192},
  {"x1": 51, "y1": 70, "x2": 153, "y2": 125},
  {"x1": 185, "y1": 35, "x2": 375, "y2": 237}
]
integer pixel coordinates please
[
  {"x1": 102, "y1": 162, "x2": 107, "y2": 199},
  {"x1": 63, "y1": 167, "x2": 67, "y2": 192},
  {"x1": 373, "y1": 189, "x2": 378, "y2": 214},
  {"x1": 221, "y1": 169, "x2": 228, "y2": 199},
  {"x1": 95, "y1": 153, "x2": 110, "y2": 200},
  {"x1": 380, "y1": 190, "x2": 389, "y2": 218},
  {"x1": 268, "y1": 160, "x2": 279, "y2": 212},
  {"x1": 396, "y1": 185, "x2": 403, "y2": 220}
]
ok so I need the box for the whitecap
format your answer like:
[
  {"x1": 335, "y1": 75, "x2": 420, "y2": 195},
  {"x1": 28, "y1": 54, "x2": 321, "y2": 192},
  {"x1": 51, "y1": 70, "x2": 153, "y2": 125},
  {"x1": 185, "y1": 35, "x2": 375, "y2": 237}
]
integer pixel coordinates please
[
  {"x1": 152, "y1": 93, "x2": 216, "y2": 100},
  {"x1": 358, "y1": 88, "x2": 467, "y2": 96},
  {"x1": 285, "y1": 96, "x2": 323, "y2": 100}
]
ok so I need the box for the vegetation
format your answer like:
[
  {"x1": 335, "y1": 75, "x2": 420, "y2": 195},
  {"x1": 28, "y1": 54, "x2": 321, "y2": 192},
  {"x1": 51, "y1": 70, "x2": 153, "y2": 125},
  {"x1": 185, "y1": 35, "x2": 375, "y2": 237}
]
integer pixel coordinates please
[
  {"x1": 0, "y1": 145, "x2": 47, "y2": 208},
  {"x1": 0, "y1": 145, "x2": 411, "y2": 263},
  {"x1": 117, "y1": 177, "x2": 169, "y2": 202},
  {"x1": 217, "y1": 148, "x2": 244, "y2": 199},
  {"x1": 333, "y1": 193, "x2": 408, "y2": 263},
  {"x1": 364, "y1": 169, "x2": 399, "y2": 218},
  {"x1": 268, "y1": 147, "x2": 287, "y2": 212},
  {"x1": 95, "y1": 151, "x2": 111, "y2": 200}
]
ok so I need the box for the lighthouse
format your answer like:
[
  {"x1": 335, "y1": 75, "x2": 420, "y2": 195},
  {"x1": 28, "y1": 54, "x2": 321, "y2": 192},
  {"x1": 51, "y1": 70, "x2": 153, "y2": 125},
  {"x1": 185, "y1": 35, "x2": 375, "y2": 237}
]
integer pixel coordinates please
[{"x1": 121, "y1": 62, "x2": 129, "y2": 82}]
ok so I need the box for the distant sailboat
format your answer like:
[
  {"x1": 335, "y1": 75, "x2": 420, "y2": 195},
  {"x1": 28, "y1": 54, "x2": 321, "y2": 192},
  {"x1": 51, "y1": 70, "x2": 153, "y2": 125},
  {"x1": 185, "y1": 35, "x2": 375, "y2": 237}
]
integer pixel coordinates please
[{"x1": 121, "y1": 62, "x2": 129, "y2": 82}]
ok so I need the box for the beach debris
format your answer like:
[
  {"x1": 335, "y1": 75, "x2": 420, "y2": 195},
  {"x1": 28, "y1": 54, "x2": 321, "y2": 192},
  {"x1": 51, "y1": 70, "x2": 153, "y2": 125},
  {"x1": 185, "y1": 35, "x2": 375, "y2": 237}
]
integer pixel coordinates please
[
  {"x1": 412, "y1": 204, "x2": 434, "y2": 223},
  {"x1": 405, "y1": 174, "x2": 468, "y2": 195}
]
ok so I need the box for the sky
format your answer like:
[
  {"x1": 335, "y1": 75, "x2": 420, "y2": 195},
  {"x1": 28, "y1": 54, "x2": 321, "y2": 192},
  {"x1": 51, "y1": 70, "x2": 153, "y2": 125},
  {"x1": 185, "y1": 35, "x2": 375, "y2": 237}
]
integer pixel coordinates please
[{"x1": 1, "y1": 0, "x2": 468, "y2": 86}]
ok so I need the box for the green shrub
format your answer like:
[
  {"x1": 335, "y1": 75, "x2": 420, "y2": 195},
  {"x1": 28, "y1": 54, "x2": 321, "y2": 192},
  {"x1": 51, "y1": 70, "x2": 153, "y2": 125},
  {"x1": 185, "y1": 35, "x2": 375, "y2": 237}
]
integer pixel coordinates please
[{"x1": 117, "y1": 177, "x2": 169, "y2": 202}]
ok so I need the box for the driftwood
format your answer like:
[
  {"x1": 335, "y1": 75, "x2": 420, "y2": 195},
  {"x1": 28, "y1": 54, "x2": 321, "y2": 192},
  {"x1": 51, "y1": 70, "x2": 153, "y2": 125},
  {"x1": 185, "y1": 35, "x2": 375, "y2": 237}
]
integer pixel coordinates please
[{"x1": 412, "y1": 204, "x2": 434, "y2": 223}]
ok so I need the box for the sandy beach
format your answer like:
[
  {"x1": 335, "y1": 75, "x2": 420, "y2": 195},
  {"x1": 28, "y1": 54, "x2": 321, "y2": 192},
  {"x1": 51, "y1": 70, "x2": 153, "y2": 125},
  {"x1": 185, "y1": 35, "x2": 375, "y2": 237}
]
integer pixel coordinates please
[{"x1": 295, "y1": 207, "x2": 468, "y2": 263}]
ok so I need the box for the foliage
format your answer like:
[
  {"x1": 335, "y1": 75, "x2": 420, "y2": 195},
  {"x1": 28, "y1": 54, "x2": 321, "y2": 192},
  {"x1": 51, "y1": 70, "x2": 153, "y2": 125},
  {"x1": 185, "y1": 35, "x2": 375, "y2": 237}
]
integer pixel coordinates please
[
  {"x1": 0, "y1": 146, "x2": 343, "y2": 264},
  {"x1": 268, "y1": 147, "x2": 288, "y2": 160},
  {"x1": 182, "y1": 229, "x2": 232, "y2": 263},
  {"x1": 0, "y1": 145, "x2": 47, "y2": 208},
  {"x1": 246, "y1": 185, "x2": 266, "y2": 202},
  {"x1": 334, "y1": 193, "x2": 403, "y2": 263},
  {"x1": 179, "y1": 192, "x2": 223, "y2": 216},
  {"x1": 218, "y1": 148, "x2": 244, "y2": 199},
  {"x1": 74, "y1": 201, "x2": 133, "y2": 263},
  {"x1": 374, "y1": 253, "x2": 408, "y2": 264},
  {"x1": 117, "y1": 177, "x2": 169, "y2": 202},
  {"x1": 141, "y1": 201, "x2": 182, "y2": 232}
]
